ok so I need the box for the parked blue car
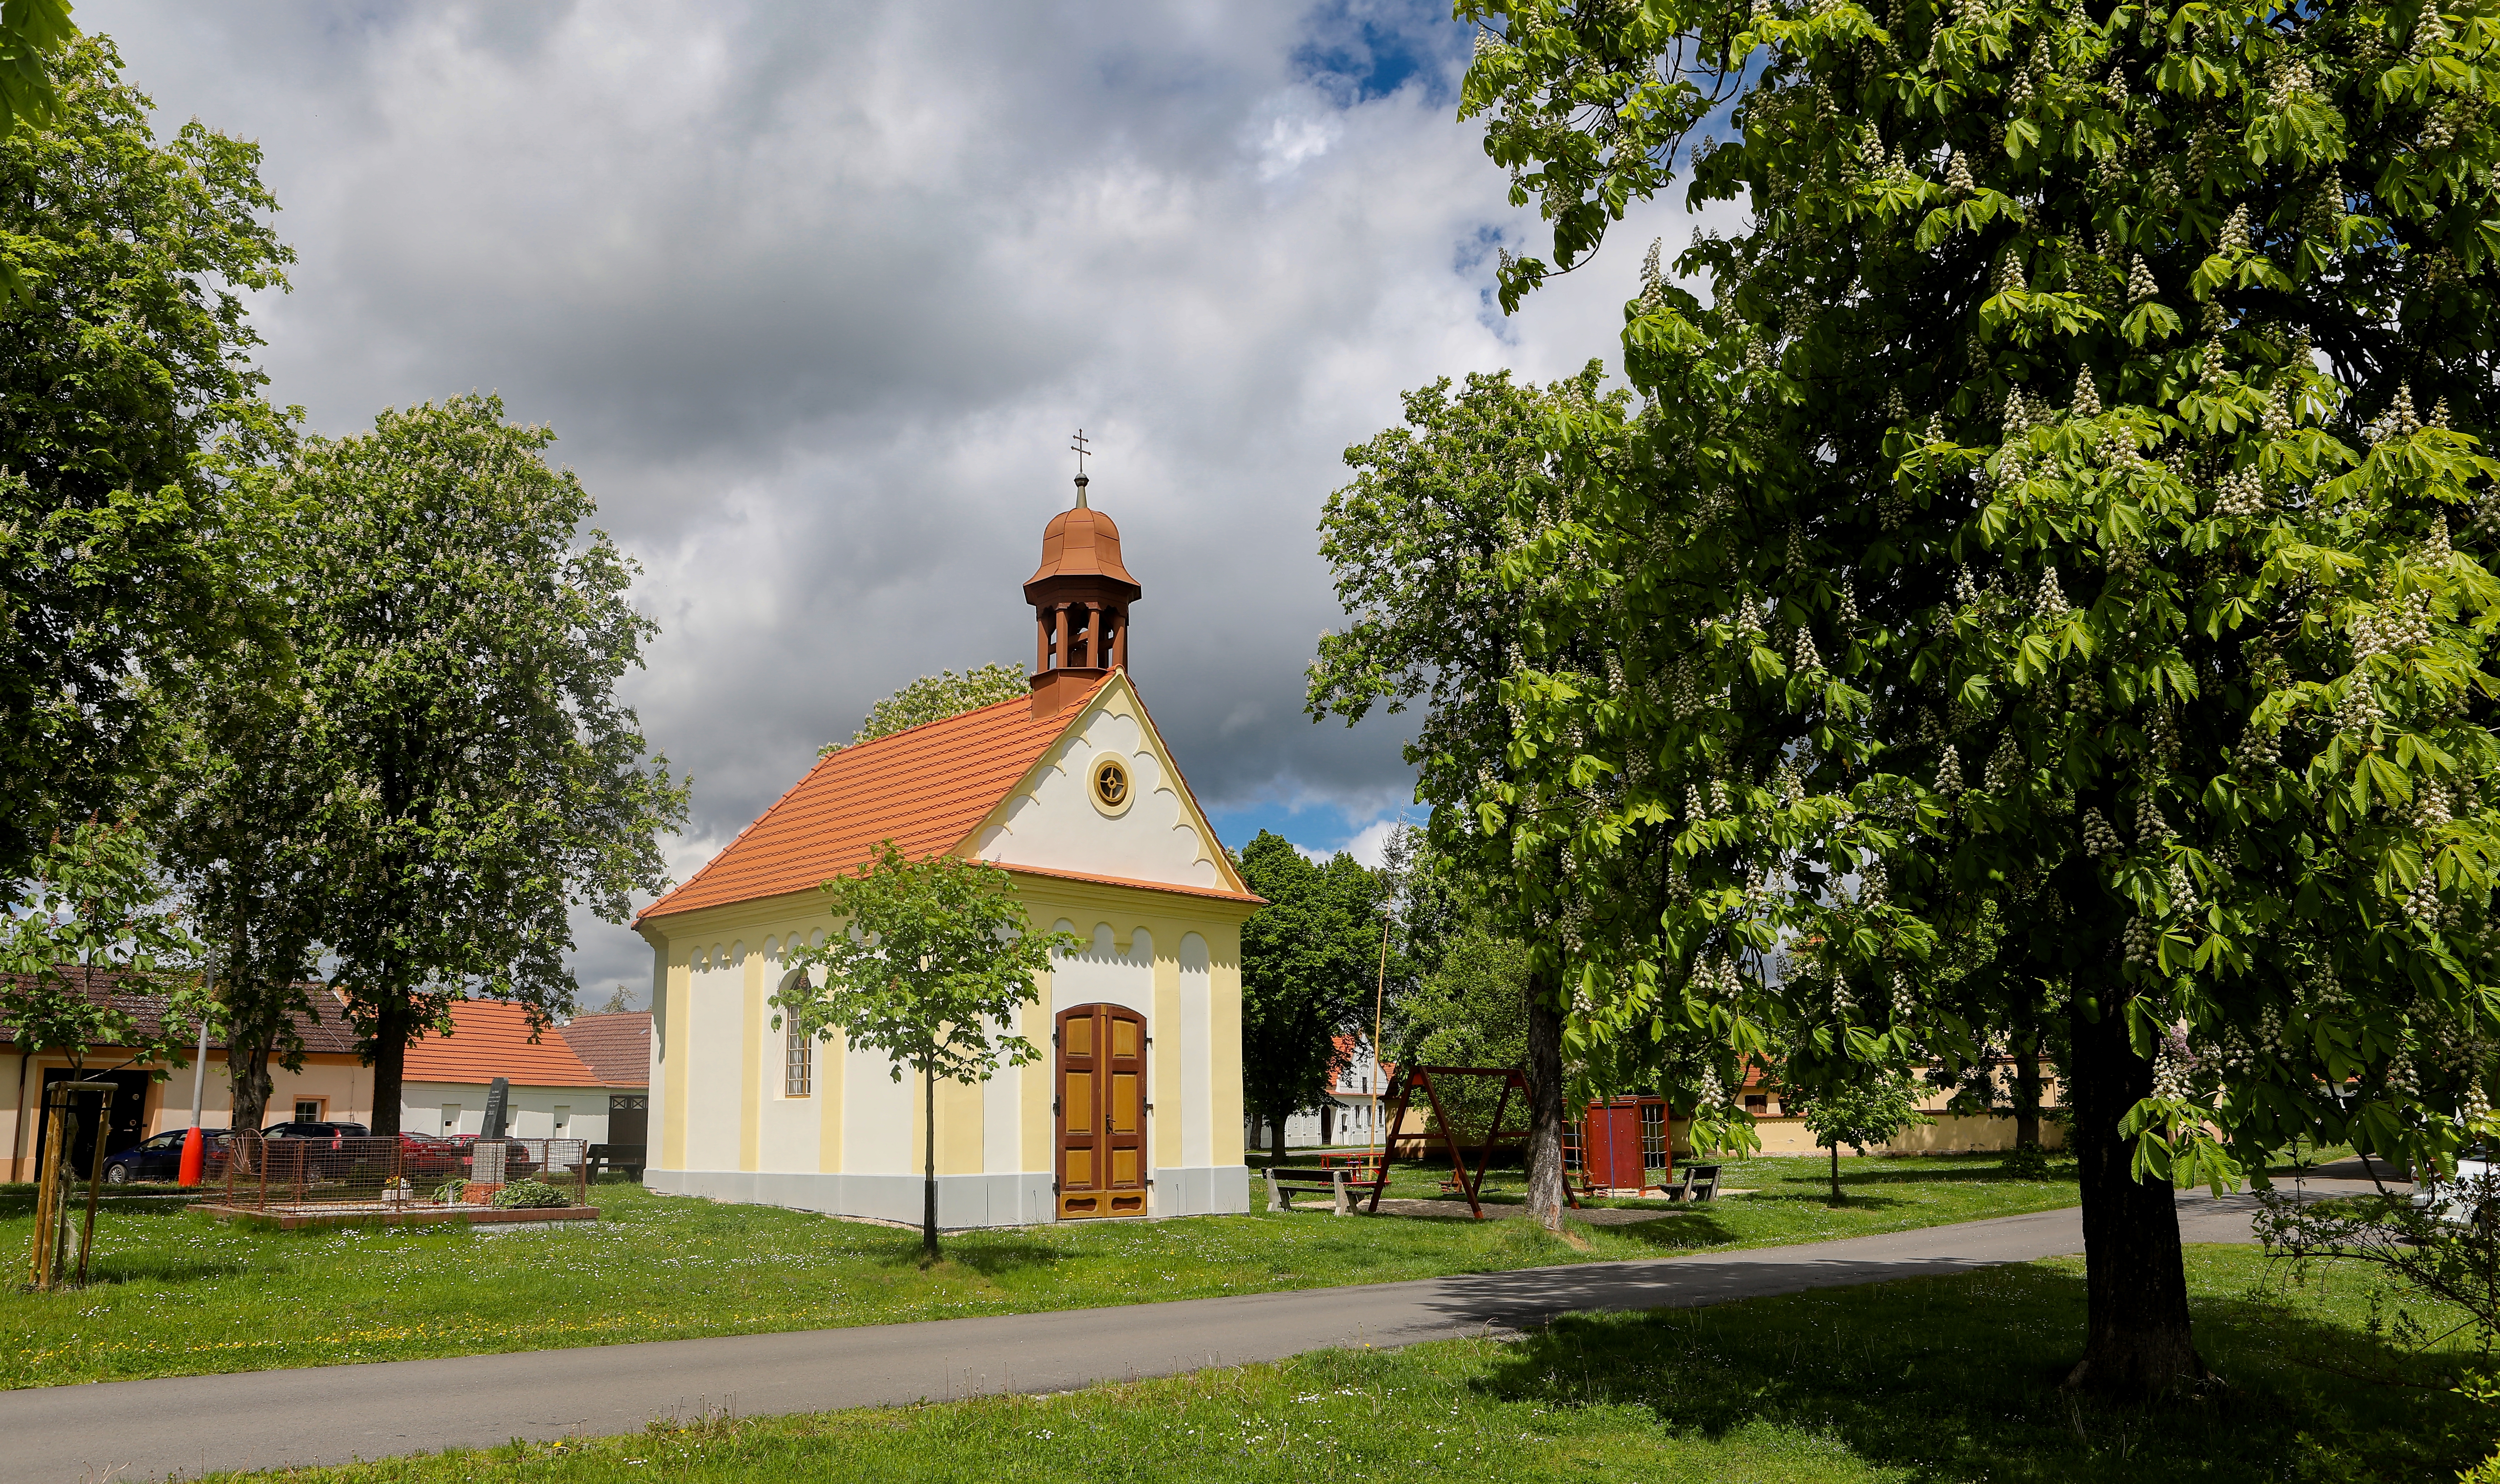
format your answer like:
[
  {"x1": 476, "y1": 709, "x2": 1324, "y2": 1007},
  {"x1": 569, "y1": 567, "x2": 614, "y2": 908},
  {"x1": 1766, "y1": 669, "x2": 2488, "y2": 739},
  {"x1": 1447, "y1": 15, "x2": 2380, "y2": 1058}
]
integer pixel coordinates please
[{"x1": 100, "y1": 1128, "x2": 228, "y2": 1185}]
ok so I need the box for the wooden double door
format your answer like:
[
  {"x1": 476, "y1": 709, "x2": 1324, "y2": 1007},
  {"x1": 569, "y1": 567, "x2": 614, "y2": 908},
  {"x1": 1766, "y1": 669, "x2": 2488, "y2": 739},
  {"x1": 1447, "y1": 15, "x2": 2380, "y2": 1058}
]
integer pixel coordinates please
[{"x1": 1056, "y1": 1003, "x2": 1147, "y2": 1219}]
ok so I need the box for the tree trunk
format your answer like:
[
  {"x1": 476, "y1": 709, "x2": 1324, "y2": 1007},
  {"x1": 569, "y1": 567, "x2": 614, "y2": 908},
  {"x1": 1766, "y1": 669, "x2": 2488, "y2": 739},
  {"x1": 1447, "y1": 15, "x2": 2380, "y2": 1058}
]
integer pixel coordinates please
[
  {"x1": 1269, "y1": 1109, "x2": 1288, "y2": 1165},
  {"x1": 2064, "y1": 978, "x2": 2205, "y2": 1395},
  {"x1": 2014, "y1": 988, "x2": 2044, "y2": 1150},
  {"x1": 922, "y1": 1060, "x2": 939, "y2": 1262},
  {"x1": 1829, "y1": 1141, "x2": 1842, "y2": 1204},
  {"x1": 2014, "y1": 1050, "x2": 2044, "y2": 1151},
  {"x1": 368, "y1": 993, "x2": 409, "y2": 1138},
  {"x1": 229, "y1": 1025, "x2": 276, "y2": 1146},
  {"x1": 1522, "y1": 967, "x2": 1567, "y2": 1234}
]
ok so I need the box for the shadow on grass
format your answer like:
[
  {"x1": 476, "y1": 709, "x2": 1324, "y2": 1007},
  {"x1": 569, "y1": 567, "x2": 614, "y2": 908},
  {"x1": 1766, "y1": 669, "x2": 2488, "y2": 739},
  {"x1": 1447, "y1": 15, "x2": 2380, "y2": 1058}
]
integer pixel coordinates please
[
  {"x1": 938, "y1": 1235, "x2": 1083, "y2": 1283},
  {"x1": 1603, "y1": 1212, "x2": 1740, "y2": 1249},
  {"x1": 1720, "y1": 1190, "x2": 1917, "y2": 1212},
  {"x1": 1738, "y1": 1160, "x2": 2080, "y2": 1190},
  {"x1": 1470, "y1": 1261, "x2": 2481, "y2": 1484}
]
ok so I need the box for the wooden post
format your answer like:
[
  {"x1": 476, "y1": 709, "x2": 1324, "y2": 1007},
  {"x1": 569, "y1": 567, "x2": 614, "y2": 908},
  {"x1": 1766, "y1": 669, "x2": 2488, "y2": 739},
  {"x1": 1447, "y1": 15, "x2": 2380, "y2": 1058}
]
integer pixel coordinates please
[
  {"x1": 26, "y1": 1097, "x2": 66, "y2": 1290},
  {"x1": 1035, "y1": 613, "x2": 1049, "y2": 674},
  {"x1": 1083, "y1": 603, "x2": 1102, "y2": 668}
]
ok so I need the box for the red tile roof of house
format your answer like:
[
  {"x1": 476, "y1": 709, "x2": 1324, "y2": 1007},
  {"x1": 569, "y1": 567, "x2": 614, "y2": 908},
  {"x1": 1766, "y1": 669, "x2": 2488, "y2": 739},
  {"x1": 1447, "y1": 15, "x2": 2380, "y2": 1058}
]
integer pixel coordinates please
[
  {"x1": 402, "y1": 1000, "x2": 603, "y2": 1088},
  {"x1": 0, "y1": 969, "x2": 359, "y2": 1056},
  {"x1": 556, "y1": 1012, "x2": 651, "y2": 1087}
]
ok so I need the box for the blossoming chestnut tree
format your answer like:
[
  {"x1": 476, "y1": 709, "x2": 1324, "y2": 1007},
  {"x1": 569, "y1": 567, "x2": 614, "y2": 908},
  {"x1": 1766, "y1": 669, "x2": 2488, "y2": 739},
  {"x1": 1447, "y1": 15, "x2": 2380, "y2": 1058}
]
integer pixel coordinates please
[{"x1": 1453, "y1": 0, "x2": 2500, "y2": 1392}]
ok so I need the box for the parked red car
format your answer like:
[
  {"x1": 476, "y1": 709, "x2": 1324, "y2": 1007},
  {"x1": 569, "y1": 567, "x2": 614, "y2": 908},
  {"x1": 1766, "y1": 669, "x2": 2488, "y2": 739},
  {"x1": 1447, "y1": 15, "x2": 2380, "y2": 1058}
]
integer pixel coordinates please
[
  {"x1": 392, "y1": 1133, "x2": 466, "y2": 1180},
  {"x1": 450, "y1": 1135, "x2": 540, "y2": 1180}
]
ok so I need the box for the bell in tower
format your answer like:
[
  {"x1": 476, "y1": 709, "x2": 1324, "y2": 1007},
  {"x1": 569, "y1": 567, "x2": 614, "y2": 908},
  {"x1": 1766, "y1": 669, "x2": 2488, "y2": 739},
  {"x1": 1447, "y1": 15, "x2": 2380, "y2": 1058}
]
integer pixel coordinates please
[{"x1": 1025, "y1": 464, "x2": 1141, "y2": 720}]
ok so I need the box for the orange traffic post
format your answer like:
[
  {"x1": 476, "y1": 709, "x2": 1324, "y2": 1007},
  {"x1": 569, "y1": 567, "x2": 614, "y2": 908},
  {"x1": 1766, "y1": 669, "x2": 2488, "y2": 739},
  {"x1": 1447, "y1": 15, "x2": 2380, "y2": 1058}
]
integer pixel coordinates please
[{"x1": 177, "y1": 1126, "x2": 205, "y2": 1187}]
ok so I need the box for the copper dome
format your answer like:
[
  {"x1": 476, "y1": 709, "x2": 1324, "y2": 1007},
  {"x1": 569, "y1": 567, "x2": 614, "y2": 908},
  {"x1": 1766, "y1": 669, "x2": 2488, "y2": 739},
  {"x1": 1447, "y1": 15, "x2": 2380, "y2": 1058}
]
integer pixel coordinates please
[{"x1": 1024, "y1": 504, "x2": 1140, "y2": 596}]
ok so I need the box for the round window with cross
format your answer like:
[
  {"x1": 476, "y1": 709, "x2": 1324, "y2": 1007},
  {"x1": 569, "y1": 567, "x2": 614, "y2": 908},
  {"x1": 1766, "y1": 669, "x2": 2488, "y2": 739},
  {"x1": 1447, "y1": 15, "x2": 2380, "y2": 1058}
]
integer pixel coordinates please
[{"x1": 1090, "y1": 754, "x2": 1133, "y2": 815}]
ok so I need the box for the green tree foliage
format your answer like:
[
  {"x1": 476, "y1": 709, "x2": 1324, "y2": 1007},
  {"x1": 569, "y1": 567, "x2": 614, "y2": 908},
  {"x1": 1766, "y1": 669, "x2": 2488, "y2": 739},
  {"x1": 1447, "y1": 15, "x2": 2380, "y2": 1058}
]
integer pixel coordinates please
[
  {"x1": 1235, "y1": 830, "x2": 1387, "y2": 1161},
  {"x1": 833, "y1": 664, "x2": 1027, "y2": 753},
  {"x1": 1309, "y1": 367, "x2": 1743, "y2": 1226},
  {"x1": 1395, "y1": 918, "x2": 1532, "y2": 1073},
  {"x1": 0, "y1": 0, "x2": 74, "y2": 299},
  {"x1": 777, "y1": 842, "x2": 1077, "y2": 1259},
  {"x1": 1392, "y1": 914, "x2": 1534, "y2": 1147},
  {"x1": 273, "y1": 395, "x2": 689, "y2": 1136},
  {"x1": 0, "y1": 821, "x2": 203, "y2": 1072},
  {"x1": 1784, "y1": 1060, "x2": 1934, "y2": 1202},
  {"x1": 150, "y1": 667, "x2": 328, "y2": 1138},
  {"x1": 0, "y1": 36, "x2": 293, "y2": 874},
  {"x1": 1450, "y1": 0, "x2": 2500, "y2": 1392}
]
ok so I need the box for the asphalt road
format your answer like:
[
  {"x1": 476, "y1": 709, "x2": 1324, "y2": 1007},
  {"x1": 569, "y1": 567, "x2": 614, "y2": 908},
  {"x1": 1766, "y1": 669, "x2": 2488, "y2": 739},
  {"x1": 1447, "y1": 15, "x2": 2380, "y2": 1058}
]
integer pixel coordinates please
[{"x1": 4, "y1": 1188, "x2": 2305, "y2": 1482}]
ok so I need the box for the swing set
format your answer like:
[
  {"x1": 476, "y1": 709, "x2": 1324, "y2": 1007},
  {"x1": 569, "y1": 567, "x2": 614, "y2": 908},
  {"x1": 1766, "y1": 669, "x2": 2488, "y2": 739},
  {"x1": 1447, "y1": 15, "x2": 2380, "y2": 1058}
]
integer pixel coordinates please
[{"x1": 1352, "y1": 1064, "x2": 1582, "y2": 1220}]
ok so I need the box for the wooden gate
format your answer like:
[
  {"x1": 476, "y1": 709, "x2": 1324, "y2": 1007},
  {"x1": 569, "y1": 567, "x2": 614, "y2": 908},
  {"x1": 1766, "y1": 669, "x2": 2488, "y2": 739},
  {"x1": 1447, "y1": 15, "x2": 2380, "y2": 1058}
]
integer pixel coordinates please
[
  {"x1": 607, "y1": 1093, "x2": 648, "y2": 1147},
  {"x1": 1056, "y1": 1004, "x2": 1147, "y2": 1219}
]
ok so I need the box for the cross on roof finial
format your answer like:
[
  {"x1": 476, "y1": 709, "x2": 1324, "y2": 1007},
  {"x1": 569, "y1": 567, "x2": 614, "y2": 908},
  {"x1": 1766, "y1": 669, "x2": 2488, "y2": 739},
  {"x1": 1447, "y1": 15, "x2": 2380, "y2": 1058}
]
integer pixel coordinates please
[{"x1": 1069, "y1": 428, "x2": 1092, "y2": 508}]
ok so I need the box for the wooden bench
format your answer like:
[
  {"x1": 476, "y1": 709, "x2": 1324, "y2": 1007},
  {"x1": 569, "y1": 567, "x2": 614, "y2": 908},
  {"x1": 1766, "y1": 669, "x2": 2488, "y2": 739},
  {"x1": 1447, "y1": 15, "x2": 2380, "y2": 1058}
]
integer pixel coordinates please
[
  {"x1": 1661, "y1": 1163, "x2": 1721, "y2": 1202},
  {"x1": 1264, "y1": 1166, "x2": 1357, "y2": 1215},
  {"x1": 586, "y1": 1143, "x2": 646, "y2": 1181}
]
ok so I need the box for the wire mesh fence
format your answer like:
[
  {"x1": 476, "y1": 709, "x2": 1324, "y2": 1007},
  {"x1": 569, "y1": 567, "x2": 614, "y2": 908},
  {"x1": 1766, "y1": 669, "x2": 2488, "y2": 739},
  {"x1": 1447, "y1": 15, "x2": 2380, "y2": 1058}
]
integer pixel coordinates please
[{"x1": 217, "y1": 1133, "x2": 589, "y2": 1214}]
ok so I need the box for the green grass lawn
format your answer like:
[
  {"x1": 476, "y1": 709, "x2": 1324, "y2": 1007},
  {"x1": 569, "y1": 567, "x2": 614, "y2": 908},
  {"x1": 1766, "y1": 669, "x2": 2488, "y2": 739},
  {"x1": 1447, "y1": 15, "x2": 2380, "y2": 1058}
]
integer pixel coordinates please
[
  {"x1": 197, "y1": 1244, "x2": 2495, "y2": 1484},
  {"x1": 0, "y1": 1154, "x2": 2078, "y2": 1388}
]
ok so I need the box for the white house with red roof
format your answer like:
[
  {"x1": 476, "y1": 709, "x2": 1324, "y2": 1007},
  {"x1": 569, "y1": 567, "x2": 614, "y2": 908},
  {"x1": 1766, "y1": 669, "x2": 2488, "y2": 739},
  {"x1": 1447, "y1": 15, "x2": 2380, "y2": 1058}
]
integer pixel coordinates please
[
  {"x1": 399, "y1": 1000, "x2": 644, "y2": 1144},
  {"x1": 634, "y1": 472, "x2": 1260, "y2": 1228}
]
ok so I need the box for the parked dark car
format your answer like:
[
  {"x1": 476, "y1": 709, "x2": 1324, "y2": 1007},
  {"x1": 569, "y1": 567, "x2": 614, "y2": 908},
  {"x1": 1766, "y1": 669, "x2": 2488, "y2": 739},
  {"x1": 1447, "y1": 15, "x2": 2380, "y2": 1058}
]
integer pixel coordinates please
[
  {"x1": 100, "y1": 1128, "x2": 230, "y2": 1185},
  {"x1": 261, "y1": 1120, "x2": 370, "y2": 1140}
]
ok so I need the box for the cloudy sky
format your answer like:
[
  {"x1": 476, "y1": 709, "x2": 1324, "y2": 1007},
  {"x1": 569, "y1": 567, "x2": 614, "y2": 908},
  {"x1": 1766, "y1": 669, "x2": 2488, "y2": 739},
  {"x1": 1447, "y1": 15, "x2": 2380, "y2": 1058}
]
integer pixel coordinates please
[{"x1": 88, "y1": 0, "x2": 1696, "y2": 1007}]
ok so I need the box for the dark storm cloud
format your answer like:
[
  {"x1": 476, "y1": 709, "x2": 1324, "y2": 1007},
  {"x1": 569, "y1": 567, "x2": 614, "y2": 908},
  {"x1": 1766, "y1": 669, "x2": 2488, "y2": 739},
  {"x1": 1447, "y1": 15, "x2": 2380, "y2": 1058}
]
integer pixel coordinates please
[{"x1": 84, "y1": 0, "x2": 1703, "y2": 1004}]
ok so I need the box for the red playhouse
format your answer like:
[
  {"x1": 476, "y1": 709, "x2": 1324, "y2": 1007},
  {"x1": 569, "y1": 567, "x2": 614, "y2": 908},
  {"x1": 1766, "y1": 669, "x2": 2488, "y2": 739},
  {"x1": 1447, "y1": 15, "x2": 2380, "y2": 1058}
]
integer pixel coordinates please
[{"x1": 1565, "y1": 1095, "x2": 1674, "y2": 1197}]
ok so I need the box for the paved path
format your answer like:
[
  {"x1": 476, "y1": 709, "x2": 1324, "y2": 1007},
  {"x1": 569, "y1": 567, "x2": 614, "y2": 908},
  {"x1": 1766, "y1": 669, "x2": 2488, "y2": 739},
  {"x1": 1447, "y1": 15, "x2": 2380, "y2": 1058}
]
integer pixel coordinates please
[{"x1": 3, "y1": 1188, "x2": 2320, "y2": 1482}]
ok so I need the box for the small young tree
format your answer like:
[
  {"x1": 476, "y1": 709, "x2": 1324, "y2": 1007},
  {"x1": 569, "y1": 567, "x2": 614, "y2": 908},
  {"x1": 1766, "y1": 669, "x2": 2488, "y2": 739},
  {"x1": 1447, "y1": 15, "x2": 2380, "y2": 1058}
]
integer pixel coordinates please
[
  {"x1": 829, "y1": 664, "x2": 1027, "y2": 753},
  {"x1": 3, "y1": 820, "x2": 206, "y2": 1287},
  {"x1": 778, "y1": 843, "x2": 1076, "y2": 1261},
  {"x1": 1784, "y1": 1064, "x2": 1934, "y2": 1204}
]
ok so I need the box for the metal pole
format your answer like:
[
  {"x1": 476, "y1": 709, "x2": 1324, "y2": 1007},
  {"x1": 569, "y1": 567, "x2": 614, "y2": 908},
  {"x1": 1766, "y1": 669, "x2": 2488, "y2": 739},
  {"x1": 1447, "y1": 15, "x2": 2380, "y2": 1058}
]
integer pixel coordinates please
[
  {"x1": 188, "y1": 1017, "x2": 210, "y2": 1128},
  {"x1": 77, "y1": 1089, "x2": 111, "y2": 1287}
]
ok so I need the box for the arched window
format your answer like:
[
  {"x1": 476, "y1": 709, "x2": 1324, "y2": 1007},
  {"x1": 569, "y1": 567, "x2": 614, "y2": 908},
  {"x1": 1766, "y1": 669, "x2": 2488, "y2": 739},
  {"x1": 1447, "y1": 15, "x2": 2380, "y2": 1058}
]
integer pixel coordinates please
[{"x1": 779, "y1": 966, "x2": 813, "y2": 1097}]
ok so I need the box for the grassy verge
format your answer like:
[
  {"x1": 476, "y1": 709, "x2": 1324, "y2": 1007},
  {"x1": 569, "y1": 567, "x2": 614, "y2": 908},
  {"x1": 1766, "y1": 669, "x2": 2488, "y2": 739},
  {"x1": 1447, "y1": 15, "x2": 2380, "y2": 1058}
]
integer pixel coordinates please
[
  {"x1": 0, "y1": 1154, "x2": 2079, "y2": 1389},
  {"x1": 201, "y1": 1245, "x2": 2494, "y2": 1484}
]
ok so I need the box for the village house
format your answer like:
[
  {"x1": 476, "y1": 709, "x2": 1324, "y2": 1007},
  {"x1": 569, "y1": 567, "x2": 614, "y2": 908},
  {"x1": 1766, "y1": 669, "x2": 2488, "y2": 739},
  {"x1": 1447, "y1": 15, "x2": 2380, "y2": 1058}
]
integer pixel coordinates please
[
  {"x1": 2, "y1": 971, "x2": 373, "y2": 1181},
  {"x1": 3, "y1": 974, "x2": 651, "y2": 1179},
  {"x1": 400, "y1": 1000, "x2": 648, "y2": 1144},
  {"x1": 1249, "y1": 1035, "x2": 1388, "y2": 1151},
  {"x1": 634, "y1": 472, "x2": 1260, "y2": 1228}
]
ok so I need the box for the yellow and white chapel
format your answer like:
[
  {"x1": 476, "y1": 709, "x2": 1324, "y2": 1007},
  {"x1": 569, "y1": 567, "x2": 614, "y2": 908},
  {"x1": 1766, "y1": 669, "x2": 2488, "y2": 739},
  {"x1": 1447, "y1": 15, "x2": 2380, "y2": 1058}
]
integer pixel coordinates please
[{"x1": 634, "y1": 469, "x2": 1258, "y2": 1227}]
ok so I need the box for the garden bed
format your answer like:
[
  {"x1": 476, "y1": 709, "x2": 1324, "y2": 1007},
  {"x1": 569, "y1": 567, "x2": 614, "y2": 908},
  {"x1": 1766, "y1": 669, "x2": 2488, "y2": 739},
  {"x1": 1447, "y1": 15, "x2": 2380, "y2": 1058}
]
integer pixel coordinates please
[{"x1": 190, "y1": 1202, "x2": 599, "y2": 1232}]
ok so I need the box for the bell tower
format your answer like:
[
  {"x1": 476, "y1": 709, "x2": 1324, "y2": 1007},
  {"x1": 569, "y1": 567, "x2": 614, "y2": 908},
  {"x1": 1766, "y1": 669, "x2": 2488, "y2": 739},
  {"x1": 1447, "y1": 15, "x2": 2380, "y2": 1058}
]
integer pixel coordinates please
[{"x1": 1025, "y1": 458, "x2": 1141, "y2": 721}]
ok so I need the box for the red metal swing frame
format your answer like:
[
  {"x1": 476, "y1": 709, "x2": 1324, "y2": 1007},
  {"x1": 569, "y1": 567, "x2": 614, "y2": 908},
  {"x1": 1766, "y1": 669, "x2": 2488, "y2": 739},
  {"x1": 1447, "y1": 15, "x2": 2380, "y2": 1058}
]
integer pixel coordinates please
[{"x1": 1357, "y1": 1064, "x2": 1581, "y2": 1220}]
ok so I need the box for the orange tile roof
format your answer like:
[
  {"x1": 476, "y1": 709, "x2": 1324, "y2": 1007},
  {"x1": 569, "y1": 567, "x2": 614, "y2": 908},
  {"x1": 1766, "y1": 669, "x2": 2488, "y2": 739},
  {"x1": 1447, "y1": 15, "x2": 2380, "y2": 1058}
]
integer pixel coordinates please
[
  {"x1": 556, "y1": 1012, "x2": 651, "y2": 1087},
  {"x1": 639, "y1": 677, "x2": 1120, "y2": 923},
  {"x1": 402, "y1": 1000, "x2": 604, "y2": 1087}
]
